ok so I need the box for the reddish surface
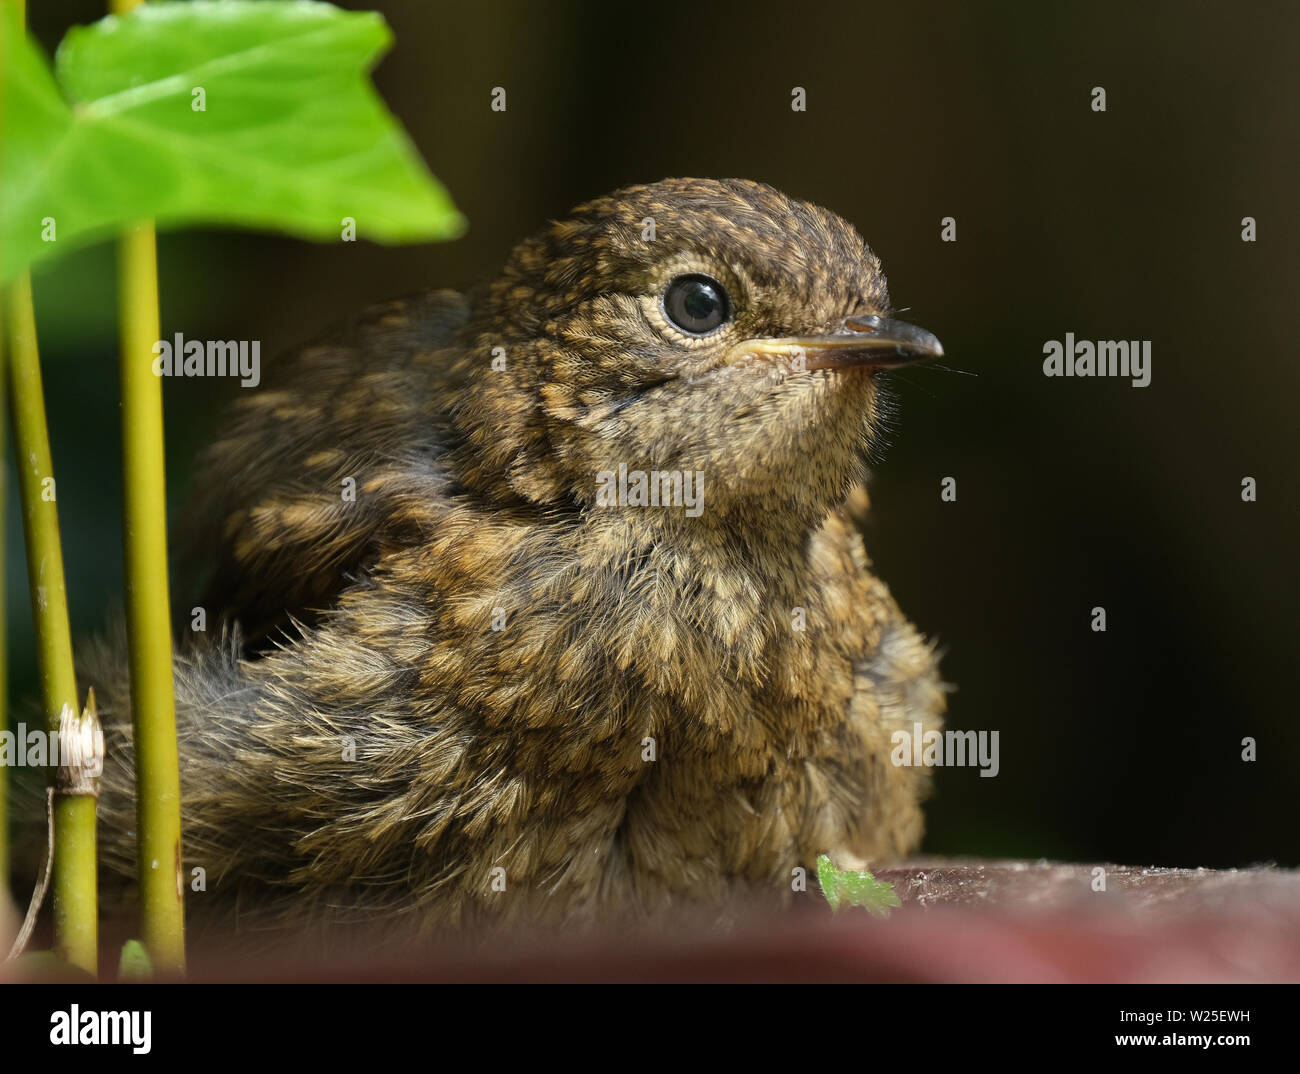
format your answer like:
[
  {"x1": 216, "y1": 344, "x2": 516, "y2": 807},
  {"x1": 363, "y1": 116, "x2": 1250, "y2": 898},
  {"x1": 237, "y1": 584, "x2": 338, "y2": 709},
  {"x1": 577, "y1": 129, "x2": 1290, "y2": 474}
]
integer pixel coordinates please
[
  {"x1": 201, "y1": 859, "x2": 1300, "y2": 983},
  {"x1": 6, "y1": 859, "x2": 1298, "y2": 982}
]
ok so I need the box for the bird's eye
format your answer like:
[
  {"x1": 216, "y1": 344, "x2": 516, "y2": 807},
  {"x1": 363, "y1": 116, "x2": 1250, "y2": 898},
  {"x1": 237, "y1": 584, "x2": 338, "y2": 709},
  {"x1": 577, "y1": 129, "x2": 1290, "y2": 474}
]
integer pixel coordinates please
[{"x1": 662, "y1": 274, "x2": 730, "y2": 335}]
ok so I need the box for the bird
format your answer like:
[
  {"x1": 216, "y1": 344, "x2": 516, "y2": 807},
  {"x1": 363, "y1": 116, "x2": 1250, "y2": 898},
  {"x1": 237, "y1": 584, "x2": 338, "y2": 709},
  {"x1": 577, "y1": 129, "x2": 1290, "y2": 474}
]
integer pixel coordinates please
[{"x1": 78, "y1": 177, "x2": 947, "y2": 944}]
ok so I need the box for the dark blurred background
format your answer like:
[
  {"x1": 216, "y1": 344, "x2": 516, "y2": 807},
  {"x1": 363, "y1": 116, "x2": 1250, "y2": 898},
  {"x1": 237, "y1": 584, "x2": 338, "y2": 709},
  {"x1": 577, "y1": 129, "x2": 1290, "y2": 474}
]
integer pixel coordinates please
[{"x1": 17, "y1": 0, "x2": 1299, "y2": 868}]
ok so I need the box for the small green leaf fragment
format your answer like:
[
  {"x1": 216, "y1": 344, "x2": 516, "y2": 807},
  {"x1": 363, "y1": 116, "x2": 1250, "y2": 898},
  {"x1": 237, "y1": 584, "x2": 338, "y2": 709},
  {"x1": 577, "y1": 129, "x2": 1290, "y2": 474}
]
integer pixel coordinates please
[
  {"x1": 816, "y1": 853, "x2": 902, "y2": 916},
  {"x1": 118, "y1": 938, "x2": 154, "y2": 980}
]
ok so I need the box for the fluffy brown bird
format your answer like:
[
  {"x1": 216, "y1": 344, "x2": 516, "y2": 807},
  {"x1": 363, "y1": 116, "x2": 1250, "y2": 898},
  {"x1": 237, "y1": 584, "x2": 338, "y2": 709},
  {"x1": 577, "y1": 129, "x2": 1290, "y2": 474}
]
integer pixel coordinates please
[{"x1": 85, "y1": 177, "x2": 947, "y2": 942}]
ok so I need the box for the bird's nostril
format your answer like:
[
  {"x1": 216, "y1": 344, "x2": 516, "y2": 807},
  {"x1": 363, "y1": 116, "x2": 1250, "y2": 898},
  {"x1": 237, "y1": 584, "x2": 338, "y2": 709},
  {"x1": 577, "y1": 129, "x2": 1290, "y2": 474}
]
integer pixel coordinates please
[{"x1": 845, "y1": 314, "x2": 880, "y2": 333}]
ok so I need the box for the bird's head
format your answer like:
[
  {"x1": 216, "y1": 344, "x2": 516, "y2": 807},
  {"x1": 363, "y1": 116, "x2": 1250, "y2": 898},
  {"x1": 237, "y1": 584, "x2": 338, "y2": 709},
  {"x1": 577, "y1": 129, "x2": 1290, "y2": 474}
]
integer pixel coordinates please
[{"x1": 454, "y1": 178, "x2": 941, "y2": 540}]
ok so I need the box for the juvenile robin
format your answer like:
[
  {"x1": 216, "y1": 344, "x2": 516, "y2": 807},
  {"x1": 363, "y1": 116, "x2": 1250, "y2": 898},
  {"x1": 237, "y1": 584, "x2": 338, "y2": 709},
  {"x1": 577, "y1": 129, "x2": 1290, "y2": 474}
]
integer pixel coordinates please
[{"x1": 84, "y1": 177, "x2": 947, "y2": 940}]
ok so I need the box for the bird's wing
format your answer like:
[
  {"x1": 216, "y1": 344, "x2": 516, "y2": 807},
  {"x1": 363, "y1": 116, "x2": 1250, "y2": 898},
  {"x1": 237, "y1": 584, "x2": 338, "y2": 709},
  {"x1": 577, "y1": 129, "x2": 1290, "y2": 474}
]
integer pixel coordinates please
[
  {"x1": 815, "y1": 504, "x2": 947, "y2": 861},
  {"x1": 177, "y1": 289, "x2": 472, "y2": 648}
]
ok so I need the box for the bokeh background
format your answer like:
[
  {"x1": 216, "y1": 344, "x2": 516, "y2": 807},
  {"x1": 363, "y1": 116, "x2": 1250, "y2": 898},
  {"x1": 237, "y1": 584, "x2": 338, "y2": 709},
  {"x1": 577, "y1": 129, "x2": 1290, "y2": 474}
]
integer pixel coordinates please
[{"x1": 18, "y1": 0, "x2": 1299, "y2": 868}]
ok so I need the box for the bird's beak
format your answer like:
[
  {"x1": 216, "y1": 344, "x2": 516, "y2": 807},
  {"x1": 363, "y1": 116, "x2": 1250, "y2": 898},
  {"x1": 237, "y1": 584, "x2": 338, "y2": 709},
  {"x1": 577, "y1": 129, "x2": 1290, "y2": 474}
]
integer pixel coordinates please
[{"x1": 730, "y1": 314, "x2": 943, "y2": 372}]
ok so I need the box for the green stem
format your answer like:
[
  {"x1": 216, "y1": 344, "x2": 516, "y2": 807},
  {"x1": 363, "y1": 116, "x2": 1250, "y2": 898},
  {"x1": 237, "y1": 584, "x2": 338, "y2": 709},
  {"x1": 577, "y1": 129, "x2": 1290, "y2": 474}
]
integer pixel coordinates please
[
  {"x1": 0, "y1": 303, "x2": 8, "y2": 889},
  {"x1": 0, "y1": 0, "x2": 17, "y2": 957},
  {"x1": 107, "y1": 0, "x2": 185, "y2": 978},
  {"x1": 116, "y1": 221, "x2": 185, "y2": 975},
  {"x1": 5, "y1": 274, "x2": 97, "y2": 975}
]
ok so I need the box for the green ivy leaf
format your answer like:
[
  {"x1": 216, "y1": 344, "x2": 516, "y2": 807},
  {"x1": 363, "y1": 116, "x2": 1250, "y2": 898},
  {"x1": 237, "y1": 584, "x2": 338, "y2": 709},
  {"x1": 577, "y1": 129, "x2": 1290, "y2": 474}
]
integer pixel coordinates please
[
  {"x1": 0, "y1": 0, "x2": 464, "y2": 283},
  {"x1": 816, "y1": 853, "x2": 902, "y2": 916}
]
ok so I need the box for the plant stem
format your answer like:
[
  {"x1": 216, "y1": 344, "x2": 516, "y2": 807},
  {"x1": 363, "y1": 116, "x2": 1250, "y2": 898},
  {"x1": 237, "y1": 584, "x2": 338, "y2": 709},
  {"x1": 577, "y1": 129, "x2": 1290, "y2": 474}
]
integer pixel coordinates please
[
  {"x1": 1, "y1": 0, "x2": 20, "y2": 919},
  {"x1": 116, "y1": 220, "x2": 185, "y2": 975},
  {"x1": 108, "y1": 0, "x2": 185, "y2": 977},
  {"x1": 5, "y1": 274, "x2": 97, "y2": 975},
  {"x1": 0, "y1": 305, "x2": 8, "y2": 889}
]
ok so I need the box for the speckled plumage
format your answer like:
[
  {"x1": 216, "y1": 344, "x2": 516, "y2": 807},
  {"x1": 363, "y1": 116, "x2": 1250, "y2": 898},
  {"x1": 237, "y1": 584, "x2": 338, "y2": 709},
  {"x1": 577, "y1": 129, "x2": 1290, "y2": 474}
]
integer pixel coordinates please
[{"x1": 87, "y1": 178, "x2": 946, "y2": 941}]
